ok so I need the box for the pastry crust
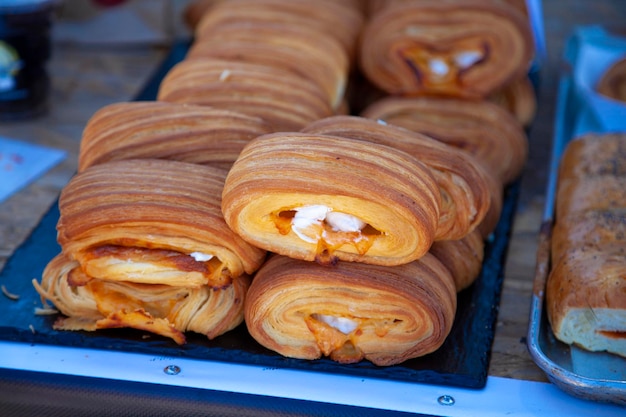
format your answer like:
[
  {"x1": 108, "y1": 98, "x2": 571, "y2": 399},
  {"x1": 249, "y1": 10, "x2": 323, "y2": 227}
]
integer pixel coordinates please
[
  {"x1": 78, "y1": 101, "x2": 272, "y2": 172},
  {"x1": 596, "y1": 57, "x2": 626, "y2": 102},
  {"x1": 194, "y1": 0, "x2": 363, "y2": 68},
  {"x1": 244, "y1": 254, "x2": 456, "y2": 365},
  {"x1": 302, "y1": 115, "x2": 492, "y2": 241},
  {"x1": 546, "y1": 245, "x2": 626, "y2": 357},
  {"x1": 359, "y1": 0, "x2": 534, "y2": 98},
  {"x1": 488, "y1": 75, "x2": 537, "y2": 127},
  {"x1": 361, "y1": 95, "x2": 529, "y2": 185},
  {"x1": 57, "y1": 159, "x2": 266, "y2": 288},
  {"x1": 430, "y1": 229, "x2": 484, "y2": 292},
  {"x1": 157, "y1": 58, "x2": 333, "y2": 132},
  {"x1": 547, "y1": 133, "x2": 626, "y2": 357},
  {"x1": 33, "y1": 254, "x2": 250, "y2": 344},
  {"x1": 222, "y1": 132, "x2": 441, "y2": 266}
]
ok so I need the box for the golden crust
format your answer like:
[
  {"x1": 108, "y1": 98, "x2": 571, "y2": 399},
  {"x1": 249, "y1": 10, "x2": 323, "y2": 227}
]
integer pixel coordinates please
[
  {"x1": 78, "y1": 101, "x2": 272, "y2": 172},
  {"x1": 359, "y1": 0, "x2": 534, "y2": 98},
  {"x1": 546, "y1": 245, "x2": 626, "y2": 357},
  {"x1": 34, "y1": 254, "x2": 250, "y2": 344},
  {"x1": 302, "y1": 115, "x2": 492, "y2": 241},
  {"x1": 157, "y1": 58, "x2": 333, "y2": 132},
  {"x1": 222, "y1": 132, "x2": 441, "y2": 266},
  {"x1": 57, "y1": 159, "x2": 266, "y2": 287},
  {"x1": 488, "y1": 75, "x2": 537, "y2": 127},
  {"x1": 244, "y1": 254, "x2": 456, "y2": 365},
  {"x1": 361, "y1": 96, "x2": 529, "y2": 185},
  {"x1": 596, "y1": 57, "x2": 626, "y2": 102},
  {"x1": 430, "y1": 229, "x2": 485, "y2": 292}
]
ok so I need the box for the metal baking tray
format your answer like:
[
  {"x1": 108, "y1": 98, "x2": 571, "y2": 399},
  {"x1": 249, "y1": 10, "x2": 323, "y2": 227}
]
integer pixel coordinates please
[
  {"x1": 0, "y1": 41, "x2": 519, "y2": 390},
  {"x1": 527, "y1": 74, "x2": 626, "y2": 405}
]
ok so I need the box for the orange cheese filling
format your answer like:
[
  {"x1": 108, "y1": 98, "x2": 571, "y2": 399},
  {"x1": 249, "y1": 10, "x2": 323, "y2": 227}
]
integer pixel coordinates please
[
  {"x1": 304, "y1": 313, "x2": 397, "y2": 364},
  {"x1": 271, "y1": 208, "x2": 382, "y2": 265},
  {"x1": 79, "y1": 244, "x2": 231, "y2": 288}
]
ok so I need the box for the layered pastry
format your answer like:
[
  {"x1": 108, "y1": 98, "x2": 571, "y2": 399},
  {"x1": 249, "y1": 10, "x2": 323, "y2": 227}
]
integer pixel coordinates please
[
  {"x1": 430, "y1": 229, "x2": 484, "y2": 292},
  {"x1": 546, "y1": 133, "x2": 626, "y2": 357},
  {"x1": 359, "y1": 0, "x2": 534, "y2": 98},
  {"x1": 33, "y1": 159, "x2": 266, "y2": 344},
  {"x1": 361, "y1": 96, "x2": 529, "y2": 186},
  {"x1": 78, "y1": 101, "x2": 273, "y2": 172},
  {"x1": 157, "y1": 58, "x2": 333, "y2": 132},
  {"x1": 193, "y1": 0, "x2": 363, "y2": 67},
  {"x1": 188, "y1": 23, "x2": 348, "y2": 112},
  {"x1": 221, "y1": 133, "x2": 441, "y2": 266},
  {"x1": 244, "y1": 254, "x2": 457, "y2": 365},
  {"x1": 488, "y1": 75, "x2": 537, "y2": 127},
  {"x1": 34, "y1": 254, "x2": 251, "y2": 344},
  {"x1": 302, "y1": 115, "x2": 492, "y2": 241},
  {"x1": 596, "y1": 57, "x2": 626, "y2": 102}
]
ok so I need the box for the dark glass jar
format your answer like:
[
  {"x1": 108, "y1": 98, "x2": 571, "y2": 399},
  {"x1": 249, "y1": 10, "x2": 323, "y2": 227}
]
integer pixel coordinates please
[{"x1": 0, "y1": 0, "x2": 55, "y2": 121}]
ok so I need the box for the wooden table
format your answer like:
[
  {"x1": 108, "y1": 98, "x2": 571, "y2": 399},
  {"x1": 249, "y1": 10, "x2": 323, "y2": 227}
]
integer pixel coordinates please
[{"x1": 1, "y1": 0, "x2": 625, "y2": 408}]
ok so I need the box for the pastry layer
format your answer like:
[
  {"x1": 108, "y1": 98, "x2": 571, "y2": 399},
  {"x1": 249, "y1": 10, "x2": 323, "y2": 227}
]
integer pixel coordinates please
[
  {"x1": 244, "y1": 254, "x2": 456, "y2": 365},
  {"x1": 222, "y1": 132, "x2": 441, "y2": 266}
]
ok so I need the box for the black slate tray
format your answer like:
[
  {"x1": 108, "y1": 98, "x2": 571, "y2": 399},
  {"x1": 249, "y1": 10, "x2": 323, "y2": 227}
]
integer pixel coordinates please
[{"x1": 0, "y1": 41, "x2": 519, "y2": 389}]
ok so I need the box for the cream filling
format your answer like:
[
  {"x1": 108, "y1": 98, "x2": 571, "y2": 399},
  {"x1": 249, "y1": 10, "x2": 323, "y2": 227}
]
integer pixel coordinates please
[
  {"x1": 190, "y1": 252, "x2": 214, "y2": 262},
  {"x1": 454, "y1": 51, "x2": 483, "y2": 69},
  {"x1": 313, "y1": 313, "x2": 359, "y2": 334},
  {"x1": 290, "y1": 205, "x2": 366, "y2": 243},
  {"x1": 428, "y1": 58, "x2": 449, "y2": 76}
]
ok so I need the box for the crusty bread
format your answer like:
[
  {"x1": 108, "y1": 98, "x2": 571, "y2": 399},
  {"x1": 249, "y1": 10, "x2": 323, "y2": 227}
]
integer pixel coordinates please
[{"x1": 546, "y1": 133, "x2": 626, "y2": 357}]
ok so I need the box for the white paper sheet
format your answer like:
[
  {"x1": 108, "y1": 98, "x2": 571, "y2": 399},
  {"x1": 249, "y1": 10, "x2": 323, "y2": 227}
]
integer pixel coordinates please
[{"x1": 0, "y1": 136, "x2": 66, "y2": 204}]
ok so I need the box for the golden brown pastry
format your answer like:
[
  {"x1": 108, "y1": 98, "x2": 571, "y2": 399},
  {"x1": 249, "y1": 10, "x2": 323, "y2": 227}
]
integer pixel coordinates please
[
  {"x1": 56, "y1": 159, "x2": 266, "y2": 289},
  {"x1": 361, "y1": 96, "x2": 529, "y2": 185},
  {"x1": 187, "y1": 26, "x2": 348, "y2": 112},
  {"x1": 430, "y1": 229, "x2": 485, "y2": 292},
  {"x1": 78, "y1": 101, "x2": 273, "y2": 172},
  {"x1": 488, "y1": 75, "x2": 537, "y2": 127},
  {"x1": 157, "y1": 58, "x2": 333, "y2": 132},
  {"x1": 221, "y1": 133, "x2": 441, "y2": 266},
  {"x1": 546, "y1": 244, "x2": 626, "y2": 358},
  {"x1": 301, "y1": 115, "x2": 492, "y2": 241},
  {"x1": 244, "y1": 254, "x2": 457, "y2": 365},
  {"x1": 194, "y1": 0, "x2": 363, "y2": 67},
  {"x1": 596, "y1": 57, "x2": 626, "y2": 102},
  {"x1": 359, "y1": 0, "x2": 534, "y2": 98},
  {"x1": 33, "y1": 254, "x2": 251, "y2": 344}
]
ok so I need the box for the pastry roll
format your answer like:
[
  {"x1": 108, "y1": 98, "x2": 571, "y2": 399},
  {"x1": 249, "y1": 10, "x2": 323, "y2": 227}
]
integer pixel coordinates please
[
  {"x1": 187, "y1": 27, "x2": 348, "y2": 112},
  {"x1": 359, "y1": 0, "x2": 534, "y2": 98},
  {"x1": 157, "y1": 58, "x2": 333, "y2": 132},
  {"x1": 78, "y1": 101, "x2": 273, "y2": 172},
  {"x1": 222, "y1": 133, "x2": 441, "y2": 266},
  {"x1": 301, "y1": 115, "x2": 491, "y2": 241},
  {"x1": 194, "y1": 0, "x2": 363, "y2": 67},
  {"x1": 488, "y1": 75, "x2": 537, "y2": 127},
  {"x1": 596, "y1": 57, "x2": 626, "y2": 102},
  {"x1": 244, "y1": 254, "x2": 457, "y2": 365},
  {"x1": 33, "y1": 254, "x2": 250, "y2": 344},
  {"x1": 57, "y1": 159, "x2": 266, "y2": 289},
  {"x1": 430, "y1": 229, "x2": 484, "y2": 292},
  {"x1": 361, "y1": 96, "x2": 529, "y2": 185},
  {"x1": 546, "y1": 244, "x2": 626, "y2": 358}
]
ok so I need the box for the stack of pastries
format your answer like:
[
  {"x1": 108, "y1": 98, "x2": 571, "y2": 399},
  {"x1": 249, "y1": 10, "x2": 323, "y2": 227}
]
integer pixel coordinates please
[
  {"x1": 546, "y1": 133, "x2": 626, "y2": 358},
  {"x1": 33, "y1": 0, "x2": 536, "y2": 366}
]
